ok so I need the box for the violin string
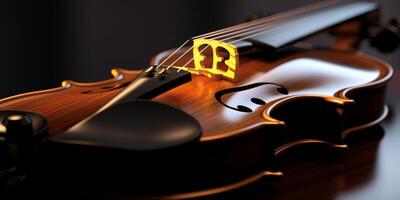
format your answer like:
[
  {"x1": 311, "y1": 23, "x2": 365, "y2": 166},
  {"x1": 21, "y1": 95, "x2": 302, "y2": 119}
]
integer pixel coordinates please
[
  {"x1": 208, "y1": 19, "x2": 284, "y2": 41},
  {"x1": 163, "y1": 0, "x2": 346, "y2": 71},
  {"x1": 179, "y1": 2, "x2": 342, "y2": 71},
  {"x1": 169, "y1": 22, "x2": 280, "y2": 70},
  {"x1": 165, "y1": 46, "x2": 195, "y2": 70},
  {"x1": 226, "y1": 3, "x2": 357, "y2": 43},
  {"x1": 191, "y1": 1, "x2": 334, "y2": 45},
  {"x1": 170, "y1": 8, "x2": 321, "y2": 70},
  {"x1": 176, "y1": 25, "x2": 283, "y2": 72},
  {"x1": 164, "y1": 0, "x2": 342, "y2": 70},
  {"x1": 195, "y1": 0, "x2": 346, "y2": 39},
  {"x1": 214, "y1": 20, "x2": 282, "y2": 41},
  {"x1": 171, "y1": 0, "x2": 344, "y2": 70},
  {"x1": 174, "y1": 10, "x2": 320, "y2": 71},
  {"x1": 155, "y1": 39, "x2": 191, "y2": 69},
  {"x1": 170, "y1": 23, "x2": 277, "y2": 71},
  {"x1": 227, "y1": 23, "x2": 287, "y2": 44},
  {"x1": 176, "y1": 24, "x2": 289, "y2": 72},
  {"x1": 176, "y1": 45, "x2": 208, "y2": 72},
  {"x1": 175, "y1": 22, "x2": 284, "y2": 72},
  {"x1": 192, "y1": 0, "x2": 346, "y2": 40}
]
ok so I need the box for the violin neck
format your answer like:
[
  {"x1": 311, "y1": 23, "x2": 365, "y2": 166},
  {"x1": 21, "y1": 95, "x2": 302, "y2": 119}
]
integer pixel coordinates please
[{"x1": 242, "y1": 1, "x2": 379, "y2": 50}]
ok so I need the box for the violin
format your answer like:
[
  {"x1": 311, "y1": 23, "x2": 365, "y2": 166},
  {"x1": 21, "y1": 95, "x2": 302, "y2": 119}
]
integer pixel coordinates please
[{"x1": 0, "y1": 0, "x2": 398, "y2": 198}]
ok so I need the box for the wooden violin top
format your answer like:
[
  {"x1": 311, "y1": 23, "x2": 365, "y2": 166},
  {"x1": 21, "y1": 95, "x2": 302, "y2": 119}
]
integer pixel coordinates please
[
  {"x1": 0, "y1": 47, "x2": 392, "y2": 143},
  {"x1": 151, "y1": 48, "x2": 392, "y2": 141}
]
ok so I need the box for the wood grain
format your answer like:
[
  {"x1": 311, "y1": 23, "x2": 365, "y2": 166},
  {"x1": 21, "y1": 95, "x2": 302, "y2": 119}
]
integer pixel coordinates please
[
  {"x1": 0, "y1": 47, "x2": 393, "y2": 198},
  {"x1": 0, "y1": 48, "x2": 391, "y2": 143}
]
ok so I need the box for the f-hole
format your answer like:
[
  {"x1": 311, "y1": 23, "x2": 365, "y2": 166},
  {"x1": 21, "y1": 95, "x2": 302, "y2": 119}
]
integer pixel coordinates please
[{"x1": 215, "y1": 82, "x2": 289, "y2": 113}]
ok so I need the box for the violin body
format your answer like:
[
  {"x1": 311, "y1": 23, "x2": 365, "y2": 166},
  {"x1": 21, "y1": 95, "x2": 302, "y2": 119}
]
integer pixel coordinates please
[
  {"x1": 152, "y1": 47, "x2": 392, "y2": 142},
  {"x1": 0, "y1": 46, "x2": 392, "y2": 197},
  {"x1": 0, "y1": 48, "x2": 392, "y2": 139},
  {"x1": 0, "y1": 47, "x2": 392, "y2": 141}
]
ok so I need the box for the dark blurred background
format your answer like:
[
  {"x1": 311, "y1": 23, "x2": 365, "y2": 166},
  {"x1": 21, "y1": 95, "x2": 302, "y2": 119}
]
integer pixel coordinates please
[{"x1": 3, "y1": 0, "x2": 399, "y2": 98}]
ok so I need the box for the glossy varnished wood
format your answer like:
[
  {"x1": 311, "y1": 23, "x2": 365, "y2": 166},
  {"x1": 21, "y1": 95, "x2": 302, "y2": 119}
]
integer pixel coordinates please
[
  {"x1": 150, "y1": 48, "x2": 391, "y2": 141},
  {"x1": 220, "y1": 68, "x2": 400, "y2": 200},
  {"x1": 0, "y1": 47, "x2": 393, "y2": 198},
  {"x1": 0, "y1": 68, "x2": 140, "y2": 135},
  {"x1": 0, "y1": 48, "x2": 391, "y2": 142}
]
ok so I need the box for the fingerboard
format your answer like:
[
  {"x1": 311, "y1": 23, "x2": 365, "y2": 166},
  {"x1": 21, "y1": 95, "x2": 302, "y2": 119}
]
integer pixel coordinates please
[{"x1": 246, "y1": 1, "x2": 378, "y2": 50}]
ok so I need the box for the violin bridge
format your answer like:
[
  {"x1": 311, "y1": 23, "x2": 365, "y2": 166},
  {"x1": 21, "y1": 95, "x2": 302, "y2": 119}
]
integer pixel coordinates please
[{"x1": 175, "y1": 39, "x2": 239, "y2": 80}]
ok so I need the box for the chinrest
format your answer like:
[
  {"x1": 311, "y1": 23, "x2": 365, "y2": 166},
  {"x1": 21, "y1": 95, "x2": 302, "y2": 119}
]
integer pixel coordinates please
[{"x1": 49, "y1": 100, "x2": 202, "y2": 151}]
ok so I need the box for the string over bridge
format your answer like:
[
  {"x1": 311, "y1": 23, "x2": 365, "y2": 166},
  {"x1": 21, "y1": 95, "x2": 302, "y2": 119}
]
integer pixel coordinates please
[{"x1": 175, "y1": 39, "x2": 239, "y2": 80}]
